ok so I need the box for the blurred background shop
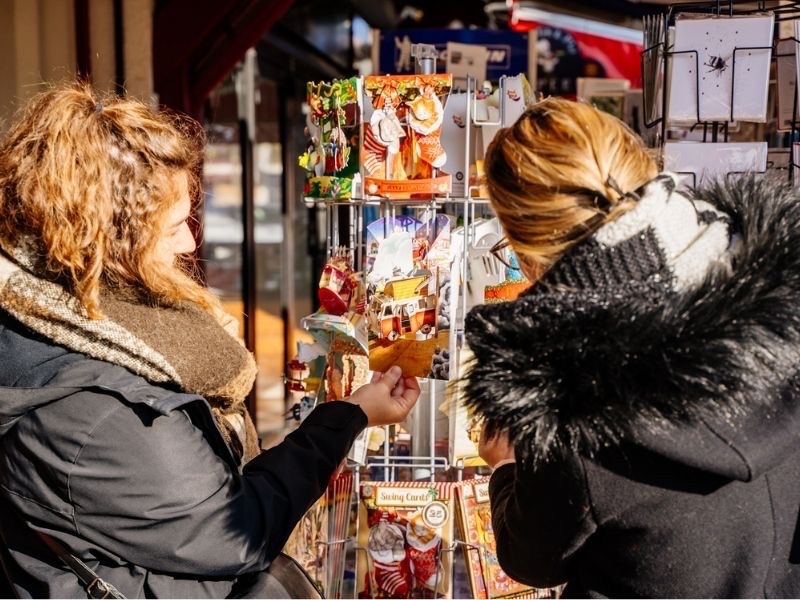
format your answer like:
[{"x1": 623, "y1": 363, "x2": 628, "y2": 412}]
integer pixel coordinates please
[{"x1": 0, "y1": 0, "x2": 667, "y2": 435}]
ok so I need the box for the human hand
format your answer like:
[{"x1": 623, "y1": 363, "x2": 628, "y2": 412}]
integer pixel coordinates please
[
  {"x1": 478, "y1": 425, "x2": 516, "y2": 469},
  {"x1": 346, "y1": 366, "x2": 421, "y2": 427}
]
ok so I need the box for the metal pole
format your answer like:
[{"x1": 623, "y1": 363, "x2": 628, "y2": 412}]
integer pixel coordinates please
[
  {"x1": 280, "y1": 72, "x2": 296, "y2": 408},
  {"x1": 236, "y1": 48, "x2": 258, "y2": 418},
  {"x1": 409, "y1": 47, "x2": 439, "y2": 479}
]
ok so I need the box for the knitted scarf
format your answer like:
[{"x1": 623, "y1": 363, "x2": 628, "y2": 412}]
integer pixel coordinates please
[
  {"x1": 532, "y1": 172, "x2": 733, "y2": 298},
  {"x1": 0, "y1": 240, "x2": 261, "y2": 464}
]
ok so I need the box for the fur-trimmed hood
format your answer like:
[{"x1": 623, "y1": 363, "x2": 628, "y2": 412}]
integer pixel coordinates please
[{"x1": 465, "y1": 174, "x2": 800, "y2": 478}]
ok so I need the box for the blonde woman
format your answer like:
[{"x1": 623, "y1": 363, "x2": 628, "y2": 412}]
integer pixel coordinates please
[
  {"x1": 468, "y1": 97, "x2": 800, "y2": 597},
  {"x1": 0, "y1": 83, "x2": 419, "y2": 598}
]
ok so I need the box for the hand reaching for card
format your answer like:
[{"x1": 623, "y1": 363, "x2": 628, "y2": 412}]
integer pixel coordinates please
[{"x1": 346, "y1": 366, "x2": 421, "y2": 427}]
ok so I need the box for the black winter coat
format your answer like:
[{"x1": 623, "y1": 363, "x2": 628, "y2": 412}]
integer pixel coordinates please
[
  {"x1": 0, "y1": 314, "x2": 366, "y2": 598},
  {"x1": 465, "y1": 176, "x2": 800, "y2": 598}
]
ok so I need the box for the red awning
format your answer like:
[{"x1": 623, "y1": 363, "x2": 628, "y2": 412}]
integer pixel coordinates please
[{"x1": 153, "y1": 0, "x2": 295, "y2": 117}]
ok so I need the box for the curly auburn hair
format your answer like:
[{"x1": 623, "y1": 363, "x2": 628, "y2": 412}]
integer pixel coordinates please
[
  {"x1": 0, "y1": 82, "x2": 218, "y2": 318},
  {"x1": 483, "y1": 97, "x2": 659, "y2": 276}
]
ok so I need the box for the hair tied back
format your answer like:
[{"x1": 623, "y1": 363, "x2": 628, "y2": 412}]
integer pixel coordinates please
[{"x1": 606, "y1": 175, "x2": 641, "y2": 203}]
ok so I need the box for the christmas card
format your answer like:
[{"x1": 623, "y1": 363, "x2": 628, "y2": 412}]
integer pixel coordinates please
[{"x1": 357, "y1": 481, "x2": 456, "y2": 598}]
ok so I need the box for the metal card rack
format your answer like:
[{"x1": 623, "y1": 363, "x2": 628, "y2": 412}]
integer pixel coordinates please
[
  {"x1": 299, "y1": 72, "x2": 534, "y2": 598},
  {"x1": 641, "y1": 0, "x2": 800, "y2": 185},
  {"x1": 296, "y1": 6, "x2": 800, "y2": 592}
]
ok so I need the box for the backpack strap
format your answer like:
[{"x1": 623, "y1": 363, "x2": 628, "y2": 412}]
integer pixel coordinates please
[{"x1": 35, "y1": 531, "x2": 126, "y2": 599}]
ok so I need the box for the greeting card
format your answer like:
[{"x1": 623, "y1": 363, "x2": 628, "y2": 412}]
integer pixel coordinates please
[
  {"x1": 357, "y1": 481, "x2": 455, "y2": 598},
  {"x1": 446, "y1": 346, "x2": 486, "y2": 469},
  {"x1": 577, "y1": 78, "x2": 630, "y2": 120},
  {"x1": 477, "y1": 74, "x2": 533, "y2": 156},
  {"x1": 439, "y1": 92, "x2": 470, "y2": 197},
  {"x1": 455, "y1": 479, "x2": 541, "y2": 599},
  {"x1": 776, "y1": 38, "x2": 799, "y2": 131},
  {"x1": 642, "y1": 14, "x2": 666, "y2": 126},
  {"x1": 283, "y1": 471, "x2": 355, "y2": 598},
  {"x1": 445, "y1": 42, "x2": 489, "y2": 88},
  {"x1": 366, "y1": 215, "x2": 453, "y2": 379},
  {"x1": 663, "y1": 141, "x2": 767, "y2": 187},
  {"x1": 283, "y1": 493, "x2": 329, "y2": 594},
  {"x1": 667, "y1": 13, "x2": 773, "y2": 123},
  {"x1": 794, "y1": 20, "x2": 800, "y2": 131},
  {"x1": 300, "y1": 77, "x2": 361, "y2": 199},
  {"x1": 302, "y1": 248, "x2": 368, "y2": 355},
  {"x1": 464, "y1": 219, "x2": 505, "y2": 308},
  {"x1": 362, "y1": 74, "x2": 453, "y2": 198}
]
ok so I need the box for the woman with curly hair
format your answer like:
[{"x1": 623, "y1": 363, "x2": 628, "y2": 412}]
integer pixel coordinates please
[
  {"x1": 470, "y1": 97, "x2": 800, "y2": 597},
  {"x1": 0, "y1": 83, "x2": 419, "y2": 598}
]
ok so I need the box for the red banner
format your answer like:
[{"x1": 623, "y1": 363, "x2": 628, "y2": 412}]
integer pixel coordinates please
[{"x1": 510, "y1": 7, "x2": 643, "y2": 97}]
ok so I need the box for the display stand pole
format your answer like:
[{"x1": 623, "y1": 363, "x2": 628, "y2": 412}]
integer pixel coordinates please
[
  {"x1": 409, "y1": 44, "x2": 439, "y2": 481},
  {"x1": 235, "y1": 48, "x2": 258, "y2": 417}
]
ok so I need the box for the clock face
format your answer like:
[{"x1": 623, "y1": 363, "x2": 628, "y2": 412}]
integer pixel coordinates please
[{"x1": 668, "y1": 14, "x2": 774, "y2": 123}]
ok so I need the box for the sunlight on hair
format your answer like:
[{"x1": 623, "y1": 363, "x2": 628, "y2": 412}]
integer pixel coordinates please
[
  {"x1": 483, "y1": 97, "x2": 659, "y2": 276},
  {"x1": 0, "y1": 81, "x2": 219, "y2": 318}
]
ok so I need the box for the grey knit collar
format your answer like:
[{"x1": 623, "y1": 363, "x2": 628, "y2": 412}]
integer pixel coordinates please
[{"x1": 534, "y1": 172, "x2": 733, "y2": 302}]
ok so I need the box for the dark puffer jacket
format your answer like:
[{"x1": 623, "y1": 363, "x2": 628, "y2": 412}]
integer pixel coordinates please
[
  {"x1": 465, "y1": 176, "x2": 800, "y2": 598},
  {"x1": 0, "y1": 314, "x2": 366, "y2": 598}
]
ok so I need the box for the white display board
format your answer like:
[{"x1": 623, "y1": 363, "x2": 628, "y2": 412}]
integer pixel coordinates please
[
  {"x1": 664, "y1": 141, "x2": 768, "y2": 187},
  {"x1": 668, "y1": 13, "x2": 774, "y2": 123}
]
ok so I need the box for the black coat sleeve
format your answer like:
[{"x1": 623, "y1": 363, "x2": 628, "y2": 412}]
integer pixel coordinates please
[
  {"x1": 244, "y1": 401, "x2": 367, "y2": 559},
  {"x1": 67, "y1": 396, "x2": 366, "y2": 577},
  {"x1": 488, "y1": 457, "x2": 597, "y2": 588}
]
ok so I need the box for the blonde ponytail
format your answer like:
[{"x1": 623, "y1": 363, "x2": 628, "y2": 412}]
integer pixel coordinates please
[{"x1": 483, "y1": 97, "x2": 658, "y2": 273}]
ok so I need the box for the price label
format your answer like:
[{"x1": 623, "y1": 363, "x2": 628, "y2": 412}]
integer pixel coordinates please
[{"x1": 422, "y1": 500, "x2": 448, "y2": 528}]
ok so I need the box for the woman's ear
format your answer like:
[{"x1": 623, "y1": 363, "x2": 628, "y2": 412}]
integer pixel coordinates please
[{"x1": 519, "y1": 255, "x2": 545, "y2": 284}]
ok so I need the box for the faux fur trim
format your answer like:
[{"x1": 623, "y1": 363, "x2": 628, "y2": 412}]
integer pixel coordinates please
[{"x1": 464, "y1": 175, "x2": 800, "y2": 465}]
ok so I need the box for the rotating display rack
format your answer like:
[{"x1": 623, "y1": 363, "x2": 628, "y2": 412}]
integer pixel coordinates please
[{"x1": 287, "y1": 63, "x2": 557, "y2": 599}]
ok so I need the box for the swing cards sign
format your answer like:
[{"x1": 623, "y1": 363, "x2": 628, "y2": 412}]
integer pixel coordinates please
[{"x1": 357, "y1": 482, "x2": 455, "y2": 599}]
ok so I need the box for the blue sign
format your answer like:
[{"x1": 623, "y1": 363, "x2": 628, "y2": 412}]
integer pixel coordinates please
[{"x1": 379, "y1": 29, "x2": 530, "y2": 81}]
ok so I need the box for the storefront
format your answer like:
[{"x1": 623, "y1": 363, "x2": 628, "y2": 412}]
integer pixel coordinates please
[{"x1": 2, "y1": 0, "x2": 799, "y2": 597}]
